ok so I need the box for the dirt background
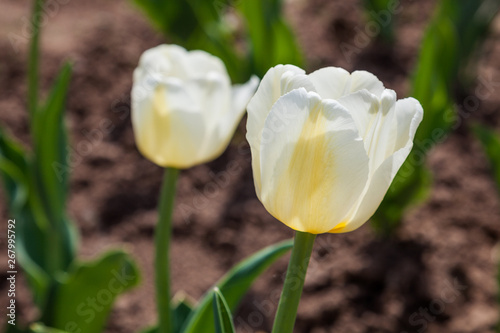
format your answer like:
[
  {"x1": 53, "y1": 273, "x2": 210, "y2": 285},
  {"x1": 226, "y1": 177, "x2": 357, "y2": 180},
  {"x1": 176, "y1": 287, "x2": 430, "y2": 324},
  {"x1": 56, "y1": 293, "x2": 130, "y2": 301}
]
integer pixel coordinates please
[{"x1": 1, "y1": 0, "x2": 500, "y2": 332}]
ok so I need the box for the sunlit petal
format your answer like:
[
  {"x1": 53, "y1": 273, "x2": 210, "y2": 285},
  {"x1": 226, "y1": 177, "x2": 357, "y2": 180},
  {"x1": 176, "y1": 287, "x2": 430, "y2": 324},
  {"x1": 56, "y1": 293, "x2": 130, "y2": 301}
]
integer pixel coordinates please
[{"x1": 259, "y1": 88, "x2": 369, "y2": 233}]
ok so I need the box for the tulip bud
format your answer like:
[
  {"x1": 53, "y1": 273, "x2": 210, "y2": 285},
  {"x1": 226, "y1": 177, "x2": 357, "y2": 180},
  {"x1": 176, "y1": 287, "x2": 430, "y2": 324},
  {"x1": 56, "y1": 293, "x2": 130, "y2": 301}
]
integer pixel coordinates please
[
  {"x1": 132, "y1": 44, "x2": 259, "y2": 169},
  {"x1": 246, "y1": 65, "x2": 423, "y2": 234}
]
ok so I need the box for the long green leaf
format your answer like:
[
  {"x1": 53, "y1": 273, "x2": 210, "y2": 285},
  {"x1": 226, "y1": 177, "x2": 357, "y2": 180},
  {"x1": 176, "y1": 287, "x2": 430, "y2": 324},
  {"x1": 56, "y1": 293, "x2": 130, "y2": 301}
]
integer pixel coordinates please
[
  {"x1": 30, "y1": 63, "x2": 78, "y2": 279},
  {"x1": 182, "y1": 239, "x2": 293, "y2": 333},
  {"x1": 213, "y1": 288, "x2": 235, "y2": 333},
  {"x1": 0, "y1": 128, "x2": 62, "y2": 295},
  {"x1": 32, "y1": 63, "x2": 72, "y2": 224},
  {"x1": 0, "y1": 128, "x2": 52, "y2": 307}
]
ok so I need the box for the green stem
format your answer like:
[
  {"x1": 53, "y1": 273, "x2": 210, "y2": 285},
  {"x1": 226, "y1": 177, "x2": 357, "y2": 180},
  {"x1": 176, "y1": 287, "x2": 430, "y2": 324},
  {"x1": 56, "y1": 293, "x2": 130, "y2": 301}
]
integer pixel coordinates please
[
  {"x1": 272, "y1": 231, "x2": 316, "y2": 333},
  {"x1": 28, "y1": 0, "x2": 43, "y2": 117},
  {"x1": 155, "y1": 167, "x2": 179, "y2": 333}
]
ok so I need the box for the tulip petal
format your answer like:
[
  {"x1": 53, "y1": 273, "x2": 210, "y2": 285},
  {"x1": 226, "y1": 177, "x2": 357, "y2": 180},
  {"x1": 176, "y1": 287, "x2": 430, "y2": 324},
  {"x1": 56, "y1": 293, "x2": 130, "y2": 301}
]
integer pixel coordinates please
[
  {"x1": 308, "y1": 67, "x2": 351, "y2": 99},
  {"x1": 259, "y1": 88, "x2": 369, "y2": 234},
  {"x1": 222, "y1": 76, "x2": 259, "y2": 132},
  {"x1": 394, "y1": 97, "x2": 424, "y2": 151},
  {"x1": 246, "y1": 65, "x2": 316, "y2": 196},
  {"x1": 350, "y1": 71, "x2": 385, "y2": 98},
  {"x1": 338, "y1": 144, "x2": 412, "y2": 233},
  {"x1": 186, "y1": 50, "x2": 230, "y2": 80},
  {"x1": 135, "y1": 45, "x2": 192, "y2": 82},
  {"x1": 227, "y1": 76, "x2": 260, "y2": 135},
  {"x1": 201, "y1": 76, "x2": 260, "y2": 163},
  {"x1": 132, "y1": 79, "x2": 206, "y2": 168},
  {"x1": 337, "y1": 89, "x2": 400, "y2": 171},
  {"x1": 308, "y1": 67, "x2": 385, "y2": 100},
  {"x1": 336, "y1": 98, "x2": 423, "y2": 233},
  {"x1": 134, "y1": 45, "x2": 230, "y2": 84},
  {"x1": 188, "y1": 73, "x2": 232, "y2": 127}
]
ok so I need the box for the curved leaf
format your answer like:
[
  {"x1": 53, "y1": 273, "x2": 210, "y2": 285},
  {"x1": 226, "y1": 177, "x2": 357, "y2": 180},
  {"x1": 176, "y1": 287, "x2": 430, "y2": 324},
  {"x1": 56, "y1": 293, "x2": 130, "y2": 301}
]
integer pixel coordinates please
[
  {"x1": 182, "y1": 239, "x2": 293, "y2": 333},
  {"x1": 49, "y1": 251, "x2": 140, "y2": 333}
]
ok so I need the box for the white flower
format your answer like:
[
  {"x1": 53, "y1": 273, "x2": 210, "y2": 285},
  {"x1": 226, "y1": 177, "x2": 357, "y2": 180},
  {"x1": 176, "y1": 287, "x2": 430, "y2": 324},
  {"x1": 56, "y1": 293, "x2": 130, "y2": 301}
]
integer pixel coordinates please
[
  {"x1": 132, "y1": 44, "x2": 259, "y2": 169},
  {"x1": 246, "y1": 65, "x2": 423, "y2": 234}
]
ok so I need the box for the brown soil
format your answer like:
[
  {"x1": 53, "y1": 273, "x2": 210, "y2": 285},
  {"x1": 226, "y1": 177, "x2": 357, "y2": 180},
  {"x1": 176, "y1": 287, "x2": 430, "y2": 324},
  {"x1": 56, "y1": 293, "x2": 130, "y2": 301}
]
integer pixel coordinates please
[{"x1": 1, "y1": 0, "x2": 500, "y2": 332}]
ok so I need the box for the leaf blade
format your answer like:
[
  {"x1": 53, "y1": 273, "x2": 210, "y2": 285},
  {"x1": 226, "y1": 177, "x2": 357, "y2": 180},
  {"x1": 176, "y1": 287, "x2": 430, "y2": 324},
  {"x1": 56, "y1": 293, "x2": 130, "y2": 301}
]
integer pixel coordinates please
[
  {"x1": 49, "y1": 251, "x2": 140, "y2": 333},
  {"x1": 213, "y1": 288, "x2": 235, "y2": 333},
  {"x1": 182, "y1": 239, "x2": 293, "y2": 333}
]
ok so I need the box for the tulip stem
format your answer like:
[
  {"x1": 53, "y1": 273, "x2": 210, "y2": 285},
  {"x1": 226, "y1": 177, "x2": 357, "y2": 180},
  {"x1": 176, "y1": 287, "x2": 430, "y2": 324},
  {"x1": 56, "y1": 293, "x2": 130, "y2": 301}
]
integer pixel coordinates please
[
  {"x1": 155, "y1": 167, "x2": 179, "y2": 333},
  {"x1": 272, "y1": 231, "x2": 316, "y2": 333}
]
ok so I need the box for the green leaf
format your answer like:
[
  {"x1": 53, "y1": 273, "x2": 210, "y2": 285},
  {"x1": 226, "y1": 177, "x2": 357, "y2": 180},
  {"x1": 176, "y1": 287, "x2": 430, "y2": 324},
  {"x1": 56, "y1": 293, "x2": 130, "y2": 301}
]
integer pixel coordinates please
[
  {"x1": 0, "y1": 129, "x2": 60, "y2": 295},
  {"x1": 14, "y1": 212, "x2": 51, "y2": 309},
  {"x1": 0, "y1": 127, "x2": 53, "y2": 307},
  {"x1": 0, "y1": 127, "x2": 29, "y2": 212},
  {"x1": 473, "y1": 124, "x2": 500, "y2": 190},
  {"x1": 29, "y1": 63, "x2": 78, "y2": 280},
  {"x1": 182, "y1": 239, "x2": 293, "y2": 333},
  {"x1": 237, "y1": 0, "x2": 303, "y2": 77},
  {"x1": 48, "y1": 251, "x2": 140, "y2": 333},
  {"x1": 8, "y1": 63, "x2": 78, "y2": 302},
  {"x1": 32, "y1": 63, "x2": 72, "y2": 224},
  {"x1": 213, "y1": 288, "x2": 235, "y2": 333}
]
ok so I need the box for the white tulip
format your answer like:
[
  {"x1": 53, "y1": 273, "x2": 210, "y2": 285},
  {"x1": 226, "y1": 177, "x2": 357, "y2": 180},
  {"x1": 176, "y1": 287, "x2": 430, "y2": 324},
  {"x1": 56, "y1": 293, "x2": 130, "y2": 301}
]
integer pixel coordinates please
[
  {"x1": 132, "y1": 44, "x2": 259, "y2": 169},
  {"x1": 246, "y1": 65, "x2": 423, "y2": 234}
]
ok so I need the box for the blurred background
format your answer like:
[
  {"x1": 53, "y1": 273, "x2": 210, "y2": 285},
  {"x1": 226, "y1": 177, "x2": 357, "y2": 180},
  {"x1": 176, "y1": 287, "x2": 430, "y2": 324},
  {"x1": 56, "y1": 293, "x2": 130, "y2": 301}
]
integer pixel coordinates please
[{"x1": 1, "y1": 0, "x2": 500, "y2": 332}]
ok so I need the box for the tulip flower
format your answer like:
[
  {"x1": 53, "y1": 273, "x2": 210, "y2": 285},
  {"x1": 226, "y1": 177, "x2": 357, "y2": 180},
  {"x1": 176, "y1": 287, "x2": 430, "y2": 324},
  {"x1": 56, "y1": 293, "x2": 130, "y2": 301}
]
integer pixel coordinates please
[
  {"x1": 247, "y1": 64, "x2": 423, "y2": 234},
  {"x1": 131, "y1": 44, "x2": 258, "y2": 333},
  {"x1": 132, "y1": 44, "x2": 259, "y2": 169},
  {"x1": 246, "y1": 64, "x2": 423, "y2": 333}
]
